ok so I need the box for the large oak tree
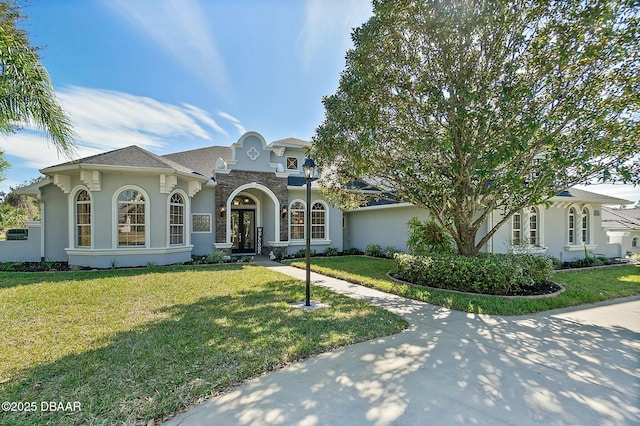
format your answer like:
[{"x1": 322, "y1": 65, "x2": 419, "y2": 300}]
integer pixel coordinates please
[{"x1": 312, "y1": 0, "x2": 639, "y2": 256}]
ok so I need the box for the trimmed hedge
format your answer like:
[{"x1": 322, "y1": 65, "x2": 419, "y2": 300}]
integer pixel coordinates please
[{"x1": 393, "y1": 253, "x2": 554, "y2": 296}]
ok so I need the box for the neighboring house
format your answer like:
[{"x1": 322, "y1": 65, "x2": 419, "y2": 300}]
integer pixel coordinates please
[
  {"x1": 0, "y1": 131, "x2": 632, "y2": 267},
  {"x1": 601, "y1": 206, "x2": 640, "y2": 256}
]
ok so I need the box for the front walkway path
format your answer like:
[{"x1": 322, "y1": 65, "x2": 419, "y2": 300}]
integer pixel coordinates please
[{"x1": 166, "y1": 262, "x2": 640, "y2": 425}]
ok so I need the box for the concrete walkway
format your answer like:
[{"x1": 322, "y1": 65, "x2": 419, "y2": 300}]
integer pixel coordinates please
[{"x1": 165, "y1": 262, "x2": 640, "y2": 426}]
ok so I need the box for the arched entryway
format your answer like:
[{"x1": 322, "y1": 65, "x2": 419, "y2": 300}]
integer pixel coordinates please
[
  {"x1": 225, "y1": 183, "x2": 283, "y2": 254},
  {"x1": 230, "y1": 194, "x2": 257, "y2": 254}
]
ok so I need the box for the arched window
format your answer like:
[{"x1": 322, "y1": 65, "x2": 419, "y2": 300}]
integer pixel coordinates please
[
  {"x1": 632, "y1": 237, "x2": 639, "y2": 248},
  {"x1": 117, "y1": 189, "x2": 146, "y2": 247},
  {"x1": 169, "y1": 193, "x2": 185, "y2": 246},
  {"x1": 581, "y1": 207, "x2": 590, "y2": 244},
  {"x1": 512, "y1": 212, "x2": 522, "y2": 245},
  {"x1": 75, "y1": 189, "x2": 91, "y2": 247},
  {"x1": 568, "y1": 207, "x2": 577, "y2": 245},
  {"x1": 311, "y1": 202, "x2": 326, "y2": 240},
  {"x1": 289, "y1": 201, "x2": 305, "y2": 240},
  {"x1": 529, "y1": 207, "x2": 538, "y2": 245}
]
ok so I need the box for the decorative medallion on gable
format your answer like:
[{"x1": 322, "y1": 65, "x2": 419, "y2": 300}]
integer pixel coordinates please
[{"x1": 247, "y1": 147, "x2": 260, "y2": 161}]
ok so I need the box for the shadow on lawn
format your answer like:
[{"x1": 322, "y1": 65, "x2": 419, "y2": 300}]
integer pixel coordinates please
[
  {"x1": 0, "y1": 279, "x2": 404, "y2": 425},
  {"x1": 0, "y1": 263, "x2": 247, "y2": 289}
]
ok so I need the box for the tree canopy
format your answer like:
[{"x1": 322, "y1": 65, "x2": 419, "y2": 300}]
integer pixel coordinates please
[
  {"x1": 0, "y1": 0, "x2": 74, "y2": 176},
  {"x1": 312, "y1": 0, "x2": 640, "y2": 256}
]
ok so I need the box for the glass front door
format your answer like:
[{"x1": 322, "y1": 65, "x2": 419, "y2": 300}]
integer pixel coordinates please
[{"x1": 231, "y1": 209, "x2": 255, "y2": 254}]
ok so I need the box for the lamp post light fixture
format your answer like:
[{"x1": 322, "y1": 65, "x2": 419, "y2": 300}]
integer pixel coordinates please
[{"x1": 302, "y1": 157, "x2": 315, "y2": 307}]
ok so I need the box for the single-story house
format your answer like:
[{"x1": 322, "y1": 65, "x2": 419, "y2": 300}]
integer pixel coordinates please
[{"x1": 0, "y1": 131, "x2": 632, "y2": 267}]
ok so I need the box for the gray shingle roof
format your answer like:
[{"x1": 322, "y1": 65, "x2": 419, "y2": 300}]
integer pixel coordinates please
[
  {"x1": 41, "y1": 145, "x2": 205, "y2": 177},
  {"x1": 601, "y1": 206, "x2": 640, "y2": 230},
  {"x1": 550, "y1": 187, "x2": 631, "y2": 205},
  {"x1": 163, "y1": 146, "x2": 232, "y2": 177}
]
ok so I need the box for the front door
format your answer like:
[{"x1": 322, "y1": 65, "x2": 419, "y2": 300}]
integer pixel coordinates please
[{"x1": 231, "y1": 209, "x2": 255, "y2": 254}]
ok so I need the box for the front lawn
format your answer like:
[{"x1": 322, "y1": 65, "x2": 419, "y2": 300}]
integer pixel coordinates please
[
  {"x1": 287, "y1": 256, "x2": 640, "y2": 315},
  {"x1": 0, "y1": 264, "x2": 406, "y2": 425}
]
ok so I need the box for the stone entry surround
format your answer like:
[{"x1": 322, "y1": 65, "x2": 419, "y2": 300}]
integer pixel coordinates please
[{"x1": 215, "y1": 170, "x2": 289, "y2": 250}]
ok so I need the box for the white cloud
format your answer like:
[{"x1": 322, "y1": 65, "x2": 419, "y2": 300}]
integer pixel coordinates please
[
  {"x1": 106, "y1": 0, "x2": 230, "y2": 98},
  {"x1": 0, "y1": 85, "x2": 235, "y2": 172},
  {"x1": 217, "y1": 111, "x2": 247, "y2": 136},
  {"x1": 298, "y1": 0, "x2": 372, "y2": 68}
]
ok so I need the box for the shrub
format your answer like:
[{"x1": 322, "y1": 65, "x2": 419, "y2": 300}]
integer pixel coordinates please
[
  {"x1": 294, "y1": 248, "x2": 307, "y2": 258},
  {"x1": 207, "y1": 250, "x2": 227, "y2": 264},
  {"x1": 365, "y1": 244, "x2": 383, "y2": 257},
  {"x1": 406, "y1": 216, "x2": 455, "y2": 256},
  {"x1": 325, "y1": 247, "x2": 339, "y2": 256},
  {"x1": 343, "y1": 248, "x2": 363, "y2": 255},
  {"x1": 384, "y1": 246, "x2": 400, "y2": 258},
  {"x1": 393, "y1": 253, "x2": 554, "y2": 296}
]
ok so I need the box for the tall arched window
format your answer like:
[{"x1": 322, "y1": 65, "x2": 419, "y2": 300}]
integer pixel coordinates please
[
  {"x1": 568, "y1": 207, "x2": 577, "y2": 245},
  {"x1": 169, "y1": 193, "x2": 185, "y2": 245},
  {"x1": 632, "y1": 236, "x2": 639, "y2": 248},
  {"x1": 311, "y1": 202, "x2": 326, "y2": 239},
  {"x1": 529, "y1": 207, "x2": 538, "y2": 246},
  {"x1": 76, "y1": 189, "x2": 91, "y2": 247},
  {"x1": 581, "y1": 207, "x2": 590, "y2": 244},
  {"x1": 512, "y1": 212, "x2": 522, "y2": 245},
  {"x1": 117, "y1": 189, "x2": 146, "y2": 247},
  {"x1": 289, "y1": 201, "x2": 305, "y2": 240}
]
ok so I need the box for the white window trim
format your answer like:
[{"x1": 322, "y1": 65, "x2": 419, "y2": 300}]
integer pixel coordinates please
[
  {"x1": 286, "y1": 156, "x2": 299, "y2": 171},
  {"x1": 565, "y1": 203, "x2": 596, "y2": 251},
  {"x1": 509, "y1": 206, "x2": 546, "y2": 253},
  {"x1": 311, "y1": 200, "x2": 329, "y2": 241},
  {"x1": 167, "y1": 189, "x2": 190, "y2": 247},
  {"x1": 112, "y1": 185, "x2": 150, "y2": 249},
  {"x1": 289, "y1": 199, "x2": 306, "y2": 241},
  {"x1": 68, "y1": 185, "x2": 94, "y2": 249}
]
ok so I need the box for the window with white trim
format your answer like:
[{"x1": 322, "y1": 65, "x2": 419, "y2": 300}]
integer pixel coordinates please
[
  {"x1": 289, "y1": 201, "x2": 305, "y2": 240},
  {"x1": 529, "y1": 207, "x2": 538, "y2": 245},
  {"x1": 286, "y1": 157, "x2": 298, "y2": 170},
  {"x1": 581, "y1": 207, "x2": 590, "y2": 244},
  {"x1": 311, "y1": 202, "x2": 326, "y2": 239},
  {"x1": 568, "y1": 207, "x2": 577, "y2": 245},
  {"x1": 75, "y1": 189, "x2": 91, "y2": 247},
  {"x1": 632, "y1": 236, "x2": 639, "y2": 248},
  {"x1": 192, "y1": 214, "x2": 211, "y2": 233},
  {"x1": 117, "y1": 189, "x2": 146, "y2": 247},
  {"x1": 169, "y1": 192, "x2": 185, "y2": 245},
  {"x1": 512, "y1": 212, "x2": 522, "y2": 245}
]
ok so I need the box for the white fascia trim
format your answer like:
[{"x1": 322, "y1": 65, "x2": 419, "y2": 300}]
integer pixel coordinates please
[
  {"x1": 267, "y1": 241, "x2": 289, "y2": 247},
  {"x1": 214, "y1": 243, "x2": 233, "y2": 249},
  {"x1": 288, "y1": 239, "x2": 332, "y2": 246},
  {"x1": 564, "y1": 244, "x2": 597, "y2": 252},
  {"x1": 65, "y1": 246, "x2": 193, "y2": 256},
  {"x1": 347, "y1": 202, "x2": 413, "y2": 212},
  {"x1": 43, "y1": 164, "x2": 211, "y2": 183}
]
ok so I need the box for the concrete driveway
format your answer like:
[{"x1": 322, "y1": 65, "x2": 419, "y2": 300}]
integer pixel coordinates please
[{"x1": 165, "y1": 263, "x2": 640, "y2": 426}]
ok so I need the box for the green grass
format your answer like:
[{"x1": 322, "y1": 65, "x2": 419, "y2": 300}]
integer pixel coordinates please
[
  {"x1": 0, "y1": 264, "x2": 407, "y2": 425},
  {"x1": 287, "y1": 256, "x2": 640, "y2": 316}
]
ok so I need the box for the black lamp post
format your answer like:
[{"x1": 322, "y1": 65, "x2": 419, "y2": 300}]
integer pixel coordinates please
[{"x1": 302, "y1": 157, "x2": 315, "y2": 307}]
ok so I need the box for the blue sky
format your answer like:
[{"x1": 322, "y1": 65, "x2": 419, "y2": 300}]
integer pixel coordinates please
[{"x1": 0, "y1": 0, "x2": 637, "y2": 204}]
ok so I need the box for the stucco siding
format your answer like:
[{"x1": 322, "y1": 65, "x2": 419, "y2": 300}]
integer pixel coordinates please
[
  {"x1": 42, "y1": 183, "x2": 69, "y2": 261},
  {"x1": 0, "y1": 224, "x2": 41, "y2": 262},
  {"x1": 345, "y1": 205, "x2": 429, "y2": 252},
  {"x1": 191, "y1": 188, "x2": 215, "y2": 255},
  {"x1": 286, "y1": 188, "x2": 343, "y2": 254}
]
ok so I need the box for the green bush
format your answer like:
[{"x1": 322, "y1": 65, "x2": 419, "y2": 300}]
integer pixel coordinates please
[
  {"x1": 207, "y1": 250, "x2": 227, "y2": 264},
  {"x1": 294, "y1": 249, "x2": 307, "y2": 258},
  {"x1": 343, "y1": 248, "x2": 363, "y2": 255},
  {"x1": 384, "y1": 246, "x2": 400, "y2": 258},
  {"x1": 365, "y1": 244, "x2": 384, "y2": 257},
  {"x1": 406, "y1": 216, "x2": 456, "y2": 256},
  {"x1": 325, "y1": 247, "x2": 339, "y2": 256},
  {"x1": 393, "y1": 253, "x2": 554, "y2": 296}
]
